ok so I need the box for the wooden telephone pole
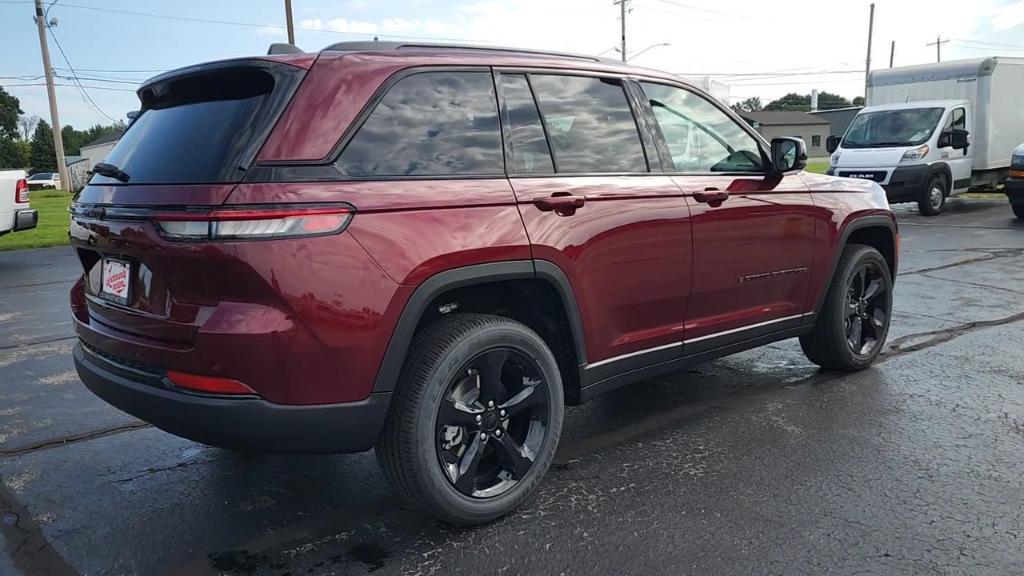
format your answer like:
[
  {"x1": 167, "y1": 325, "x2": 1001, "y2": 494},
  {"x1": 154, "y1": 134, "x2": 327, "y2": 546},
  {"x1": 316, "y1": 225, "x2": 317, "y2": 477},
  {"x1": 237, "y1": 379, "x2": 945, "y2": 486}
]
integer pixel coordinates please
[
  {"x1": 32, "y1": 0, "x2": 69, "y2": 189},
  {"x1": 284, "y1": 0, "x2": 295, "y2": 44},
  {"x1": 926, "y1": 36, "x2": 950, "y2": 62}
]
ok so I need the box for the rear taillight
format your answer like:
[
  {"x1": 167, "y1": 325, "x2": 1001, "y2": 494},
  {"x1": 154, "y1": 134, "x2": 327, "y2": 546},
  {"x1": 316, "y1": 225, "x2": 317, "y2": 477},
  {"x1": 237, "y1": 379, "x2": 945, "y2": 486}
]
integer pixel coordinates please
[
  {"x1": 15, "y1": 179, "x2": 29, "y2": 204},
  {"x1": 154, "y1": 204, "x2": 354, "y2": 241}
]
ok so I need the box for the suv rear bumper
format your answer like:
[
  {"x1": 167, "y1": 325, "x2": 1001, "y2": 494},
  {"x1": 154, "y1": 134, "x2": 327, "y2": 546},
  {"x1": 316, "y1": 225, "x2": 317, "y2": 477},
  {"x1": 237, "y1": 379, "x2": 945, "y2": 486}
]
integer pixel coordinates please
[{"x1": 74, "y1": 342, "x2": 390, "y2": 454}]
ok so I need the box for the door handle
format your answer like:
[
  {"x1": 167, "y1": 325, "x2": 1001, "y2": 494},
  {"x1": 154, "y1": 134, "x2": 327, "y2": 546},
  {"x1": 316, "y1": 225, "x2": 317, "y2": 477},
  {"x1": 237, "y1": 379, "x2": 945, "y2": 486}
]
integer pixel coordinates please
[
  {"x1": 692, "y1": 188, "x2": 730, "y2": 207},
  {"x1": 534, "y1": 195, "x2": 586, "y2": 215}
]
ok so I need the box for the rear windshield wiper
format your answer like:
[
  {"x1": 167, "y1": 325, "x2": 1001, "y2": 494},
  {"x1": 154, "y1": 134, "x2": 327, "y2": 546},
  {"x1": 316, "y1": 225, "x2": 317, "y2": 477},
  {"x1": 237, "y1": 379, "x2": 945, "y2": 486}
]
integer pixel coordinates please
[{"x1": 92, "y1": 162, "x2": 130, "y2": 183}]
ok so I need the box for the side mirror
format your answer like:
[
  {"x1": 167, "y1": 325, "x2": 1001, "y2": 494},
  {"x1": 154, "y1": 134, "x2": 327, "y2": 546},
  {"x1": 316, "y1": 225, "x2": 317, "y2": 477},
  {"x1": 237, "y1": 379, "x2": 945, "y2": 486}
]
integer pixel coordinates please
[
  {"x1": 826, "y1": 135, "x2": 841, "y2": 154},
  {"x1": 771, "y1": 137, "x2": 807, "y2": 173},
  {"x1": 951, "y1": 128, "x2": 969, "y2": 150}
]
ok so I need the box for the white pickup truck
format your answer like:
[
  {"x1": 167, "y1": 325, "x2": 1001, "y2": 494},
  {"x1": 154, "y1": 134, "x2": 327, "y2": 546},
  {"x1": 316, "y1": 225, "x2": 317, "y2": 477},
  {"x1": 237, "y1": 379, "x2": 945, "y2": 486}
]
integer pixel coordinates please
[{"x1": 0, "y1": 170, "x2": 38, "y2": 238}]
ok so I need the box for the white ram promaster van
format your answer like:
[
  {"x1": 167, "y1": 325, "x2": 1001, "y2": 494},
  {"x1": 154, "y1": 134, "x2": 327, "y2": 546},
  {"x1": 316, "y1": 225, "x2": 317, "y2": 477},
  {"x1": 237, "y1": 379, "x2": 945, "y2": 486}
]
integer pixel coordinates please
[
  {"x1": 0, "y1": 170, "x2": 37, "y2": 237},
  {"x1": 828, "y1": 57, "x2": 1024, "y2": 215}
]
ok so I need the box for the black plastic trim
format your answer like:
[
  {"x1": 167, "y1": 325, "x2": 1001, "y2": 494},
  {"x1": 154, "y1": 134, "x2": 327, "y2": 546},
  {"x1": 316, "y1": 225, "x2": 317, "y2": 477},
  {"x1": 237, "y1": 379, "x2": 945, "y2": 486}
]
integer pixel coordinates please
[
  {"x1": 13, "y1": 209, "x2": 38, "y2": 232},
  {"x1": 534, "y1": 260, "x2": 587, "y2": 364},
  {"x1": 371, "y1": 260, "x2": 588, "y2": 394},
  {"x1": 579, "y1": 326, "x2": 811, "y2": 402},
  {"x1": 75, "y1": 343, "x2": 391, "y2": 454},
  {"x1": 809, "y1": 215, "x2": 898, "y2": 318}
]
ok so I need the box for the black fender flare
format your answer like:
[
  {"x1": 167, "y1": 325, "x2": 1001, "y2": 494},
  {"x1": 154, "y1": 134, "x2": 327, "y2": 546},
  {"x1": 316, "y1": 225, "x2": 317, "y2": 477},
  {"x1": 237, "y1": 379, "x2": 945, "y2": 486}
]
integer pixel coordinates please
[
  {"x1": 809, "y1": 215, "x2": 899, "y2": 318},
  {"x1": 927, "y1": 162, "x2": 953, "y2": 196},
  {"x1": 371, "y1": 259, "x2": 587, "y2": 394}
]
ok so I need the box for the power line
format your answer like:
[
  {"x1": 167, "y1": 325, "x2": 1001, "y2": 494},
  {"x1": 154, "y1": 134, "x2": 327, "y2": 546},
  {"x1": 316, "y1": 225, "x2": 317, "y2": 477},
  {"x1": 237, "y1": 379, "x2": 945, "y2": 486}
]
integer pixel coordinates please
[
  {"x1": 46, "y1": 25, "x2": 120, "y2": 122},
  {"x1": 41, "y1": 1, "x2": 485, "y2": 45},
  {"x1": 0, "y1": 82, "x2": 135, "y2": 92},
  {"x1": 54, "y1": 66, "x2": 165, "y2": 73},
  {"x1": 952, "y1": 38, "x2": 1024, "y2": 49}
]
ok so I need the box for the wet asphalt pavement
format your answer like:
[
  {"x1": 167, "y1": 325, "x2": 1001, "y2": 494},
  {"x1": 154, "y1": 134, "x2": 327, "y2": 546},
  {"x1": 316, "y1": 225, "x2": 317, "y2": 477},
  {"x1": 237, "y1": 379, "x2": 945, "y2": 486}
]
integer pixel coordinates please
[{"x1": 2, "y1": 198, "x2": 1024, "y2": 576}]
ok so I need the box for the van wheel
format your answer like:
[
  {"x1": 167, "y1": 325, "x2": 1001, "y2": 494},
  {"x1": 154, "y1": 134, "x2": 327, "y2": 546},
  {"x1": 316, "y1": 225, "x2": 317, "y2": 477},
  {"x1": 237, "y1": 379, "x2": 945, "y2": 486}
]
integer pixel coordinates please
[
  {"x1": 377, "y1": 313, "x2": 564, "y2": 525},
  {"x1": 917, "y1": 174, "x2": 947, "y2": 216},
  {"x1": 800, "y1": 244, "x2": 893, "y2": 371},
  {"x1": 1012, "y1": 203, "x2": 1024, "y2": 220}
]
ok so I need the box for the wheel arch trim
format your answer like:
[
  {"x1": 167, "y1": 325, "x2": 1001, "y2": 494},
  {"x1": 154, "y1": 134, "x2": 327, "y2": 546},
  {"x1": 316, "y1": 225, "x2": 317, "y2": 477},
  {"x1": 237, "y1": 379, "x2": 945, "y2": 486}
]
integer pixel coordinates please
[
  {"x1": 810, "y1": 214, "x2": 898, "y2": 319},
  {"x1": 371, "y1": 259, "x2": 587, "y2": 394}
]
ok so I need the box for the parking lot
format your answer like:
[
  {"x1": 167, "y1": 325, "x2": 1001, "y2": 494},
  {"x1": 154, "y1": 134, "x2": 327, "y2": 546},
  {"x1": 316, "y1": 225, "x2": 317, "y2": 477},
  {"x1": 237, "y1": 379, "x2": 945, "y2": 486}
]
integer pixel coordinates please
[{"x1": 1, "y1": 197, "x2": 1023, "y2": 575}]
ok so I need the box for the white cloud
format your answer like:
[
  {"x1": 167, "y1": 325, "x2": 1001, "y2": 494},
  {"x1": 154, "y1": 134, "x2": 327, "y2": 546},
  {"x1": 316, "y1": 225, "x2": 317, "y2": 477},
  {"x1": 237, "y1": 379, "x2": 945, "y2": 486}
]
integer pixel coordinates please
[
  {"x1": 991, "y1": 0, "x2": 1024, "y2": 30},
  {"x1": 255, "y1": 24, "x2": 286, "y2": 37},
  {"x1": 324, "y1": 18, "x2": 381, "y2": 34}
]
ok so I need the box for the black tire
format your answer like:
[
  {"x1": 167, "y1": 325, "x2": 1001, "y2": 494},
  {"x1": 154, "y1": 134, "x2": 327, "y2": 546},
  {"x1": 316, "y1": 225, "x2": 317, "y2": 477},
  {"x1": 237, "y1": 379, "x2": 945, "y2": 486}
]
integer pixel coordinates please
[
  {"x1": 376, "y1": 313, "x2": 564, "y2": 525},
  {"x1": 800, "y1": 244, "x2": 893, "y2": 371},
  {"x1": 1012, "y1": 203, "x2": 1024, "y2": 220},
  {"x1": 917, "y1": 173, "x2": 947, "y2": 216}
]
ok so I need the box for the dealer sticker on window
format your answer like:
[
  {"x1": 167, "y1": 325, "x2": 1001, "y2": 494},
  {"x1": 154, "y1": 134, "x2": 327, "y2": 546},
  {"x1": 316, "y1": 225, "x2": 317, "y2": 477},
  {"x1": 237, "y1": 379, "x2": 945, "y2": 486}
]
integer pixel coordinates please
[{"x1": 100, "y1": 258, "x2": 131, "y2": 305}]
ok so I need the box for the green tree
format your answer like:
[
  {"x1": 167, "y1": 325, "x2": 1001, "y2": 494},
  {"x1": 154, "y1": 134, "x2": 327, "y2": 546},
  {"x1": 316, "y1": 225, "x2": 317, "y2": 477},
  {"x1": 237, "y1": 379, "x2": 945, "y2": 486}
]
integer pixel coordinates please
[
  {"x1": 0, "y1": 136, "x2": 30, "y2": 169},
  {"x1": 61, "y1": 122, "x2": 124, "y2": 155},
  {"x1": 852, "y1": 96, "x2": 865, "y2": 107},
  {"x1": 766, "y1": 92, "x2": 856, "y2": 112},
  {"x1": 731, "y1": 97, "x2": 763, "y2": 113},
  {"x1": 30, "y1": 119, "x2": 58, "y2": 172},
  {"x1": 765, "y1": 93, "x2": 810, "y2": 111},
  {"x1": 0, "y1": 87, "x2": 22, "y2": 140}
]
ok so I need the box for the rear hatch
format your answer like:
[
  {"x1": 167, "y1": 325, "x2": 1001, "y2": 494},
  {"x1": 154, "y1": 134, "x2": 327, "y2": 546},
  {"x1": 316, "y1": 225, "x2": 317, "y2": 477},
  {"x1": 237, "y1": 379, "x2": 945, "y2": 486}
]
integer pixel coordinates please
[{"x1": 71, "y1": 58, "x2": 311, "y2": 346}]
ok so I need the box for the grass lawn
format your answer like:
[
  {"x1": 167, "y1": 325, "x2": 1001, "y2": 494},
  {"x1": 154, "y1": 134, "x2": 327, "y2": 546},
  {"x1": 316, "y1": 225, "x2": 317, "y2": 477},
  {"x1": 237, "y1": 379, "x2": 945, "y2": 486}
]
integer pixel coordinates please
[
  {"x1": 0, "y1": 189, "x2": 72, "y2": 252},
  {"x1": 805, "y1": 160, "x2": 829, "y2": 174}
]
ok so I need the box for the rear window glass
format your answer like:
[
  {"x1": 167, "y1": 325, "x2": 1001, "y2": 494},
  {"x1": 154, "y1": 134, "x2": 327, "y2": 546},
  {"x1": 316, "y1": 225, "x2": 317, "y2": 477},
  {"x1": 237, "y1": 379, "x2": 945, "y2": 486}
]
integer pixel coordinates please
[
  {"x1": 93, "y1": 66, "x2": 301, "y2": 185},
  {"x1": 337, "y1": 71, "x2": 504, "y2": 177},
  {"x1": 528, "y1": 74, "x2": 647, "y2": 173}
]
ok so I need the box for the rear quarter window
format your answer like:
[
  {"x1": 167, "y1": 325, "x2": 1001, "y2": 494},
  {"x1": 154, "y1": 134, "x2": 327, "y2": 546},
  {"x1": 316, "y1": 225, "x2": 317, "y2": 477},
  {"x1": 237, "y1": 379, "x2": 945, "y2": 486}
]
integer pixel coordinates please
[{"x1": 337, "y1": 71, "x2": 504, "y2": 177}]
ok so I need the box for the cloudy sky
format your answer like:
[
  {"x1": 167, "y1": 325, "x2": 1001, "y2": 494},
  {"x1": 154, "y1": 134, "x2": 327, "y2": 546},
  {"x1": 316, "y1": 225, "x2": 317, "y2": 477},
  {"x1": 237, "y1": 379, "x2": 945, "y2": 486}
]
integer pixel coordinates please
[{"x1": 2, "y1": 0, "x2": 1024, "y2": 128}]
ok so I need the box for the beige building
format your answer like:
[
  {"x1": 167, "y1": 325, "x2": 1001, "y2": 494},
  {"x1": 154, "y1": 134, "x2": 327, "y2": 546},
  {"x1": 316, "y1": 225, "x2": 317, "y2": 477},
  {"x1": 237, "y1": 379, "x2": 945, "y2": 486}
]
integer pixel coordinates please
[{"x1": 739, "y1": 111, "x2": 832, "y2": 159}]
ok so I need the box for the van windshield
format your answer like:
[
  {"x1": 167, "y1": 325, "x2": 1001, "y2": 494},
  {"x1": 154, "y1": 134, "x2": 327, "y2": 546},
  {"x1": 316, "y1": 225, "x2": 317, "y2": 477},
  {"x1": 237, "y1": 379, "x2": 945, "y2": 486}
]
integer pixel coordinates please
[
  {"x1": 841, "y1": 107, "x2": 945, "y2": 148},
  {"x1": 91, "y1": 63, "x2": 304, "y2": 185}
]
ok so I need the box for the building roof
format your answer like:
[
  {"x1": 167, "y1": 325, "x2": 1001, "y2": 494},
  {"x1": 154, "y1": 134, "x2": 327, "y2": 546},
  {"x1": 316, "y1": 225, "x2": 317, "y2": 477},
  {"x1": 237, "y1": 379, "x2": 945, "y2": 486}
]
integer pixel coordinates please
[
  {"x1": 740, "y1": 111, "x2": 830, "y2": 126},
  {"x1": 81, "y1": 130, "x2": 123, "y2": 149}
]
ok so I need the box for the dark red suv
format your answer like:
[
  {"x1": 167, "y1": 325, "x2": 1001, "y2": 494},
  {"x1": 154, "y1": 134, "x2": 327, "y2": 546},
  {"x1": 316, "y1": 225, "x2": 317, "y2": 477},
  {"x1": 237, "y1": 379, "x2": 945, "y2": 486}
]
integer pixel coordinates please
[{"x1": 70, "y1": 42, "x2": 898, "y2": 524}]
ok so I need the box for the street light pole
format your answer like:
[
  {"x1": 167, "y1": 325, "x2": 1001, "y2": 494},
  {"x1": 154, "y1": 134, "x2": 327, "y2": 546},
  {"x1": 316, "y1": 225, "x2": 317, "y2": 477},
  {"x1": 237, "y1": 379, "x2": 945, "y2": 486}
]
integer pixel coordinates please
[{"x1": 33, "y1": 0, "x2": 69, "y2": 189}]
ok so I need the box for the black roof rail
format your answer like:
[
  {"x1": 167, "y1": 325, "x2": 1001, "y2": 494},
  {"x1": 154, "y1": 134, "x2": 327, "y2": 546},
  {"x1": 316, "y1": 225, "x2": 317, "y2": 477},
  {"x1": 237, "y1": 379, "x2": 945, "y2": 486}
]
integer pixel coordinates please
[
  {"x1": 268, "y1": 43, "x2": 305, "y2": 55},
  {"x1": 321, "y1": 41, "x2": 605, "y2": 63}
]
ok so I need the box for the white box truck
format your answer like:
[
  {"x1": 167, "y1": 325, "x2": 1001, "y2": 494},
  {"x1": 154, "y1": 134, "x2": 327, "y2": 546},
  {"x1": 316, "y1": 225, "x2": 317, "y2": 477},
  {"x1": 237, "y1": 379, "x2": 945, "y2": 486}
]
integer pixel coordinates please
[{"x1": 827, "y1": 57, "x2": 1024, "y2": 215}]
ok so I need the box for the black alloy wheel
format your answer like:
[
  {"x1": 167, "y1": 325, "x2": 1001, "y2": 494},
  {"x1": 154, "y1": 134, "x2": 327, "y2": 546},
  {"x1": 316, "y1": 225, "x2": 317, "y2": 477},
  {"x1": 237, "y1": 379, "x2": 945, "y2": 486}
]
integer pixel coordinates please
[
  {"x1": 844, "y1": 262, "x2": 889, "y2": 356},
  {"x1": 435, "y1": 348, "x2": 550, "y2": 498}
]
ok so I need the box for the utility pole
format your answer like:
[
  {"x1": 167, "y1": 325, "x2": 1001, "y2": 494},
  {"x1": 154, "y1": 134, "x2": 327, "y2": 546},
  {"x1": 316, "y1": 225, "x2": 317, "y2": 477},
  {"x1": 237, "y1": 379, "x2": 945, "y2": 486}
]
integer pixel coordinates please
[
  {"x1": 926, "y1": 36, "x2": 949, "y2": 62},
  {"x1": 33, "y1": 0, "x2": 69, "y2": 190},
  {"x1": 864, "y1": 2, "x2": 874, "y2": 101},
  {"x1": 616, "y1": 0, "x2": 628, "y2": 63},
  {"x1": 284, "y1": 0, "x2": 295, "y2": 45},
  {"x1": 889, "y1": 40, "x2": 895, "y2": 68}
]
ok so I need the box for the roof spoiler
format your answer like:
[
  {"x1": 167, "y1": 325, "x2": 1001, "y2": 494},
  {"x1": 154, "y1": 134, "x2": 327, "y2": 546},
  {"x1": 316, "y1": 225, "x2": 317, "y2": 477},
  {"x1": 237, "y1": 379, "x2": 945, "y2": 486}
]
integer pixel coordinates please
[{"x1": 268, "y1": 43, "x2": 304, "y2": 55}]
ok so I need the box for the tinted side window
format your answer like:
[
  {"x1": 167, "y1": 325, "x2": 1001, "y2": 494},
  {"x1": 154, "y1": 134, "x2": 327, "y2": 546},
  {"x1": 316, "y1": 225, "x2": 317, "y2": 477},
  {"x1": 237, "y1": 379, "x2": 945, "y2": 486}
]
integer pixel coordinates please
[
  {"x1": 338, "y1": 71, "x2": 503, "y2": 177},
  {"x1": 641, "y1": 82, "x2": 764, "y2": 173},
  {"x1": 500, "y1": 74, "x2": 554, "y2": 174},
  {"x1": 529, "y1": 75, "x2": 647, "y2": 173}
]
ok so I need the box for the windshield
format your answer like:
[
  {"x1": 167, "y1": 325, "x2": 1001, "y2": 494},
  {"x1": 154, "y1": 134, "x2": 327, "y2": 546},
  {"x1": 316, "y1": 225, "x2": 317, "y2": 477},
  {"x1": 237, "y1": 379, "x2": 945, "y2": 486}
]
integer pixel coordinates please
[
  {"x1": 28, "y1": 173, "x2": 51, "y2": 180},
  {"x1": 91, "y1": 62, "x2": 304, "y2": 185},
  {"x1": 842, "y1": 108, "x2": 944, "y2": 148}
]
